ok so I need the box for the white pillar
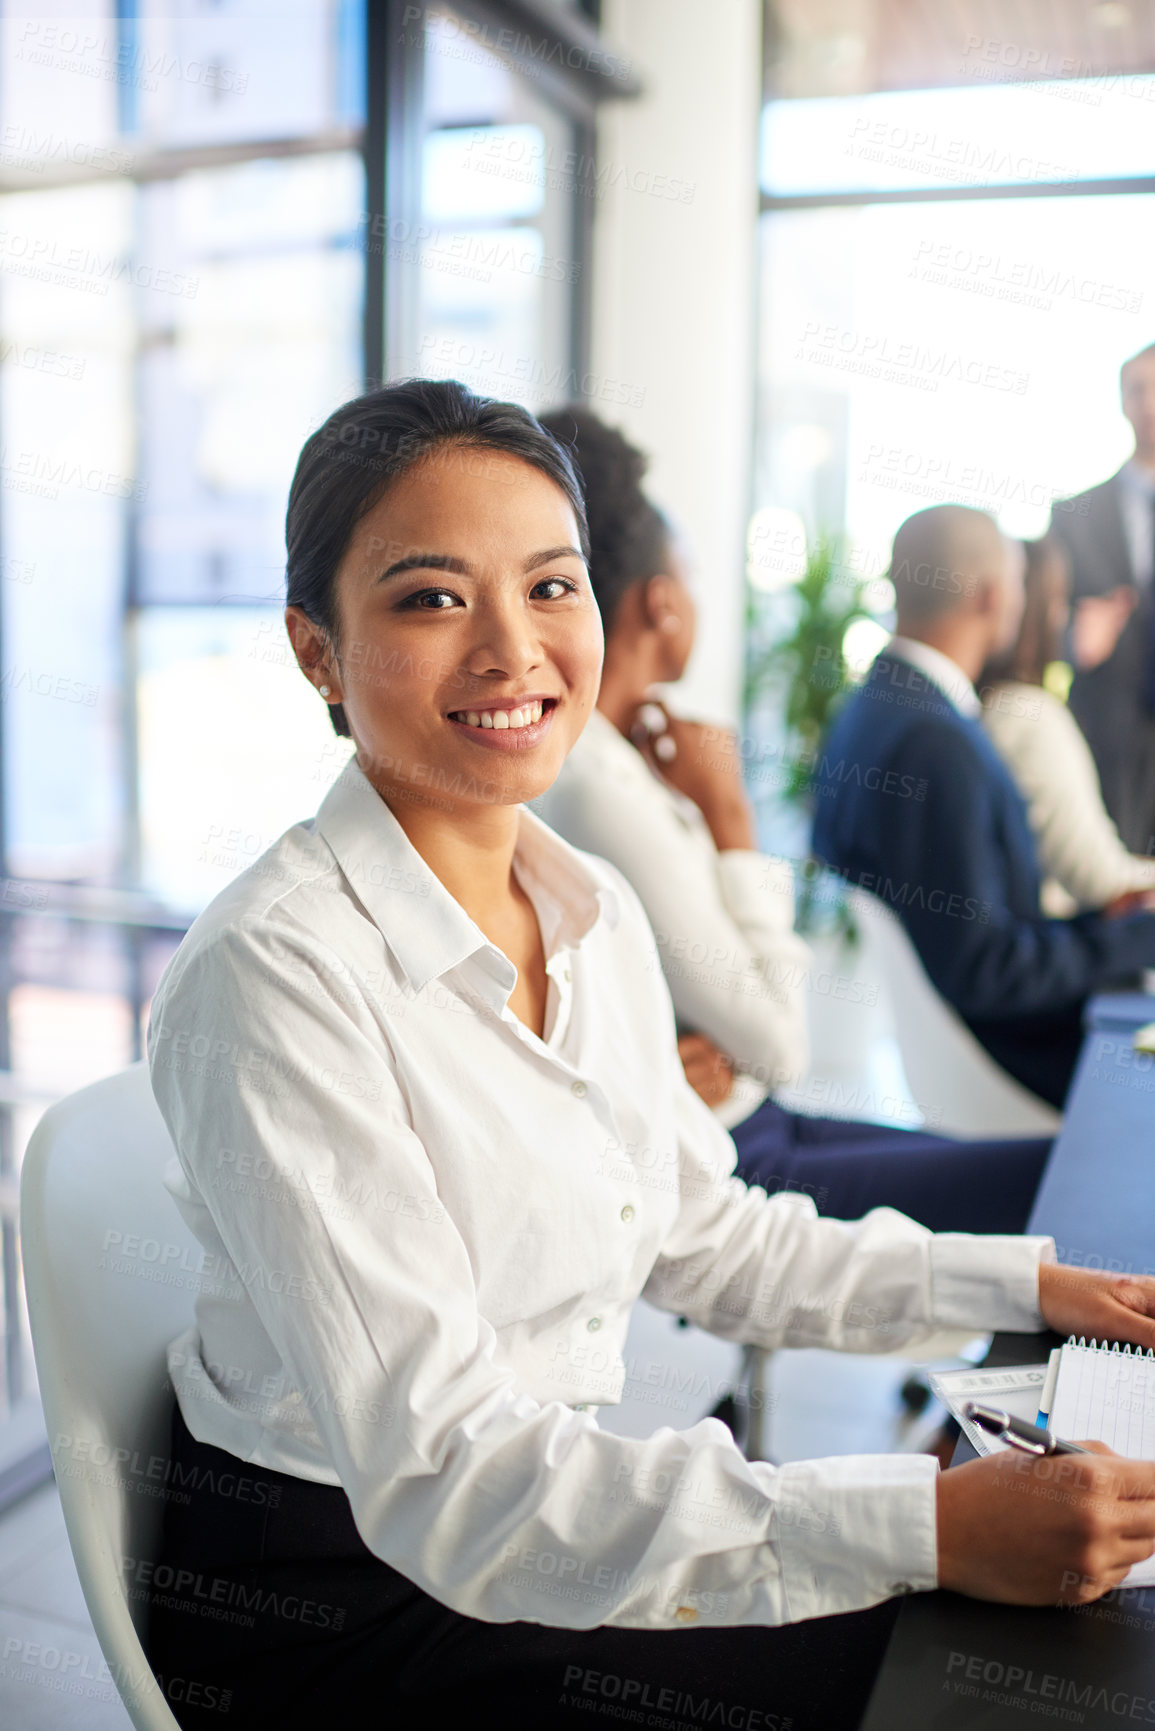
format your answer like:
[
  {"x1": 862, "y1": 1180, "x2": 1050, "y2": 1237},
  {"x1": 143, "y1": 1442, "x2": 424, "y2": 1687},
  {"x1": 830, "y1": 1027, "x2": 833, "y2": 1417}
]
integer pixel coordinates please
[{"x1": 591, "y1": 0, "x2": 762, "y2": 724}]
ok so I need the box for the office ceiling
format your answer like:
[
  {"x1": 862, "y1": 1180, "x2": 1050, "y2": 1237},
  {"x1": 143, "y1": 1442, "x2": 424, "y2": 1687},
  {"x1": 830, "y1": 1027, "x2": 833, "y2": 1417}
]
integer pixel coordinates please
[{"x1": 766, "y1": 0, "x2": 1155, "y2": 96}]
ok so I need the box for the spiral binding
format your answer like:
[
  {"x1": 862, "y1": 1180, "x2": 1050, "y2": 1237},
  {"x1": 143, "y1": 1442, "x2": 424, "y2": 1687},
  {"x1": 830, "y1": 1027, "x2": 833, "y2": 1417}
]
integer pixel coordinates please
[{"x1": 1068, "y1": 1335, "x2": 1155, "y2": 1358}]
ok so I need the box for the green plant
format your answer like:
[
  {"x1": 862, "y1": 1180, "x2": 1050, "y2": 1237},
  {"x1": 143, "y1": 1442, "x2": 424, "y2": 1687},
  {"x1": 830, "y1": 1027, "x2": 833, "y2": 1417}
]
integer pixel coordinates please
[{"x1": 744, "y1": 533, "x2": 877, "y2": 935}]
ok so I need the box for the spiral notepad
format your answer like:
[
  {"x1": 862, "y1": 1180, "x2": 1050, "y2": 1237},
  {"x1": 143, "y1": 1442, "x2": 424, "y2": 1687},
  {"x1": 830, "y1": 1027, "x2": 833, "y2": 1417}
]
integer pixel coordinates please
[{"x1": 1049, "y1": 1337, "x2": 1155, "y2": 1460}]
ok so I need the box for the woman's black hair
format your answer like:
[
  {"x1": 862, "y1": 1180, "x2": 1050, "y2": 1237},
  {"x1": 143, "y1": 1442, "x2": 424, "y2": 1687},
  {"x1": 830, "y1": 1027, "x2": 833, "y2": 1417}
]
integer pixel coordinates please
[
  {"x1": 979, "y1": 533, "x2": 1071, "y2": 692},
  {"x1": 285, "y1": 378, "x2": 590, "y2": 737},
  {"x1": 537, "y1": 407, "x2": 671, "y2": 633}
]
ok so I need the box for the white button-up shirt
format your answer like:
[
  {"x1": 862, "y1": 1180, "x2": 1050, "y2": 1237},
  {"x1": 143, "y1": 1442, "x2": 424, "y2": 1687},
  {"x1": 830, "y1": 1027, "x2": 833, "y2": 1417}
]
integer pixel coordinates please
[
  {"x1": 1118, "y1": 458, "x2": 1155, "y2": 590},
  {"x1": 149, "y1": 756, "x2": 1053, "y2": 1633}
]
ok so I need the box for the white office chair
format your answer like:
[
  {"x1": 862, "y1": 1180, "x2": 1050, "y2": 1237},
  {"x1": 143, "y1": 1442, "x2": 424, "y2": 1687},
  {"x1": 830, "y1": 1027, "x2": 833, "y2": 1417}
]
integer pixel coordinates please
[
  {"x1": 20, "y1": 1063, "x2": 192, "y2": 1731},
  {"x1": 848, "y1": 889, "x2": 1061, "y2": 1138}
]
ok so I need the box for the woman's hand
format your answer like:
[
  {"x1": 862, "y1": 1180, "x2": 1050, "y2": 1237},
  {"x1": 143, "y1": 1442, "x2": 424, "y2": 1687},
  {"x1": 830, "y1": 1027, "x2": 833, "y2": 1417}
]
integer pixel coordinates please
[
  {"x1": 677, "y1": 1033, "x2": 736, "y2": 1108},
  {"x1": 1038, "y1": 1263, "x2": 1155, "y2": 1350},
  {"x1": 628, "y1": 698, "x2": 756, "y2": 851},
  {"x1": 937, "y1": 1443, "x2": 1155, "y2": 1605},
  {"x1": 936, "y1": 1263, "x2": 1155, "y2": 1606}
]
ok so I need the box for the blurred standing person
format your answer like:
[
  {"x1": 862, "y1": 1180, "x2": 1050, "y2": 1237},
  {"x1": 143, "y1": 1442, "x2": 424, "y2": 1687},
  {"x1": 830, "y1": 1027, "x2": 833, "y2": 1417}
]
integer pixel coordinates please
[{"x1": 1050, "y1": 343, "x2": 1155, "y2": 856}]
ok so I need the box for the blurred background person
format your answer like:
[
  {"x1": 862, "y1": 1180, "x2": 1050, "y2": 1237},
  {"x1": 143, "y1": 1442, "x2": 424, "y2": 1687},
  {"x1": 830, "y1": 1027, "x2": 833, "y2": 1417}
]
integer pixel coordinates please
[
  {"x1": 535, "y1": 409, "x2": 1051, "y2": 1235},
  {"x1": 1050, "y1": 343, "x2": 1155, "y2": 857},
  {"x1": 980, "y1": 535, "x2": 1155, "y2": 917},
  {"x1": 813, "y1": 505, "x2": 1155, "y2": 1110}
]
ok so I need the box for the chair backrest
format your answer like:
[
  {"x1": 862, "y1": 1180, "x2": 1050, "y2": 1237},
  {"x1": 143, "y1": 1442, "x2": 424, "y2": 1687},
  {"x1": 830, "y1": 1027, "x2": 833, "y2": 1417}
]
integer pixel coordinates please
[
  {"x1": 20, "y1": 1062, "x2": 195, "y2": 1731},
  {"x1": 848, "y1": 889, "x2": 1062, "y2": 1138}
]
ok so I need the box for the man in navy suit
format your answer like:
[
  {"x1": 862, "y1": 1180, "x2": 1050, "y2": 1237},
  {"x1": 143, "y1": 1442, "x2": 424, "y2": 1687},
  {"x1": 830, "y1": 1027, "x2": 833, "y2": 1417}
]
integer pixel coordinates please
[
  {"x1": 812, "y1": 504, "x2": 1155, "y2": 1108},
  {"x1": 1050, "y1": 343, "x2": 1155, "y2": 855}
]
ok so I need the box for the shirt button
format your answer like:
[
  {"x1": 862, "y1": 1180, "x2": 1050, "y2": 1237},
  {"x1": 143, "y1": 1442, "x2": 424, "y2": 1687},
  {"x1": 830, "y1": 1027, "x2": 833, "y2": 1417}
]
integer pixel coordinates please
[
  {"x1": 889, "y1": 1582, "x2": 914, "y2": 1596},
  {"x1": 587, "y1": 1316, "x2": 602, "y2": 1333},
  {"x1": 571, "y1": 1080, "x2": 587, "y2": 1099},
  {"x1": 563, "y1": 967, "x2": 572, "y2": 982},
  {"x1": 674, "y1": 1605, "x2": 698, "y2": 1624},
  {"x1": 620, "y1": 1205, "x2": 635, "y2": 1223},
  {"x1": 573, "y1": 1404, "x2": 588, "y2": 1413}
]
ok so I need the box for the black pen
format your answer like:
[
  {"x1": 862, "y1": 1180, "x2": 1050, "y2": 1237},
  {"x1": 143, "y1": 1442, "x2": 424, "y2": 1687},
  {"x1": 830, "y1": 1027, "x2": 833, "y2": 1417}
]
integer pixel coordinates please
[{"x1": 964, "y1": 1402, "x2": 1090, "y2": 1457}]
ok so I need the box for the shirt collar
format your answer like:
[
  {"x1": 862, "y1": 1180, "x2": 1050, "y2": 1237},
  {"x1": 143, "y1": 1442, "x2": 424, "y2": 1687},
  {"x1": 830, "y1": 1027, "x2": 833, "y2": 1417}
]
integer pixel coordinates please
[
  {"x1": 885, "y1": 635, "x2": 982, "y2": 719},
  {"x1": 314, "y1": 757, "x2": 618, "y2": 994}
]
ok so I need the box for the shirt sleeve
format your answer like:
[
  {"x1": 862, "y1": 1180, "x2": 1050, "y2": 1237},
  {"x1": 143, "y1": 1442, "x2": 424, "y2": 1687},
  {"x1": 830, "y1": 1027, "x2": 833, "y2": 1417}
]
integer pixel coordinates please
[
  {"x1": 634, "y1": 1066, "x2": 1056, "y2": 1619},
  {"x1": 548, "y1": 765, "x2": 811, "y2": 1090},
  {"x1": 148, "y1": 916, "x2": 943, "y2": 1632},
  {"x1": 983, "y1": 689, "x2": 1155, "y2": 910},
  {"x1": 642, "y1": 1066, "x2": 1055, "y2": 1353}
]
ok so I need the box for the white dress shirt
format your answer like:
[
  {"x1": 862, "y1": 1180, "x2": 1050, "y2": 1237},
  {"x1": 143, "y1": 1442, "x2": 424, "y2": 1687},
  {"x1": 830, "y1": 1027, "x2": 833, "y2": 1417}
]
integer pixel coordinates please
[
  {"x1": 1118, "y1": 459, "x2": 1155, "y2": 590},
  {"x1": 533, "y1": 707, "x2": 811, "y2": 1128},
  {"x1": 149, "y1": 755, "x2": 1053, "y2": 1633},
  {"x1": 886, "y1": 636, "x2": 982, "y2": 719},
  {"x1": 982, "y1": 680, "x2": 1155, "y2": 911}
]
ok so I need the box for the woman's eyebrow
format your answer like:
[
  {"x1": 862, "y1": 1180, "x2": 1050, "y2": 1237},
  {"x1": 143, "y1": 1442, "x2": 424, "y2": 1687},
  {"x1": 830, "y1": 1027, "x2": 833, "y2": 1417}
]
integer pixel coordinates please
[
  {"x1": 378, "y1": 546, "x2": 586, "y2": 582},
  {"x1": 378, "y1": 553, "x2": 470, "y2": 581},
  {"x1": 525, "y1": 545, "x2": 587, "y2": 571}
]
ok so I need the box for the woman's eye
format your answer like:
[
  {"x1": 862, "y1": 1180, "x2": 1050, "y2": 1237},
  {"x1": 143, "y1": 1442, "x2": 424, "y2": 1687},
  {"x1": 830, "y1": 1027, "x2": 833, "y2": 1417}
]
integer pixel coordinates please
[
  {"x1": 403, "y1": 588, "x2": 459, "y2": 610},
  {"x1": 531, "y1": 577, "x2": 579, "y2": 600}
]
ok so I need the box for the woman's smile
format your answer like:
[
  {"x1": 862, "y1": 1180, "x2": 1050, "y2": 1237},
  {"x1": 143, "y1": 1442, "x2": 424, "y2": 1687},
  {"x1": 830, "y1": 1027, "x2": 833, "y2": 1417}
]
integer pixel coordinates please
[{"x1": 446, "y1": 695, "x2": 558, "y2": 749}]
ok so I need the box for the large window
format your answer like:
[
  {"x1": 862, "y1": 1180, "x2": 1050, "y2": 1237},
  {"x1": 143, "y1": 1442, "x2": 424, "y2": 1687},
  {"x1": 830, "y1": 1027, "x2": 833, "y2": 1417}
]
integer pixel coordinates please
[
  {"x1": 0, "y1": 0, "x2": 624, "y2": 1485},
  {"x1": 407, "y1": 4, "x2": 589, "y2": 407},
  {"x1": 750, "y1": 65, "x2": 1155, "y2": 852}
]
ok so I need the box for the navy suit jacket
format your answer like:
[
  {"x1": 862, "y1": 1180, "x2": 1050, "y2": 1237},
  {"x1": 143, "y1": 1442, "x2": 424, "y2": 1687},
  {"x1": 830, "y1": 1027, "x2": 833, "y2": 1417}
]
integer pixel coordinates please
[{"x1": 811, "y1": 650, "x2": 1155, "y2": 1105}]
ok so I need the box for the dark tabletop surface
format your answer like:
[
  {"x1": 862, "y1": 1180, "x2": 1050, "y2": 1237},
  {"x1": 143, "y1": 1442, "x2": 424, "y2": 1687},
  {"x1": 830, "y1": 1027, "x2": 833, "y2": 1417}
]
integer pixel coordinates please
[{"x1": 861, "y1": 994, "x2": 1155, "y2": 1730}]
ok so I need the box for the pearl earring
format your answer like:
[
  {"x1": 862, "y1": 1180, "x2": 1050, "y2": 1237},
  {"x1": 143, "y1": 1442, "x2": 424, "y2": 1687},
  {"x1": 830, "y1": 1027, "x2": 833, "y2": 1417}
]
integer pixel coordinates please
[{"x1": 319, "y1": 684, "x2": 331, "y2": 698}]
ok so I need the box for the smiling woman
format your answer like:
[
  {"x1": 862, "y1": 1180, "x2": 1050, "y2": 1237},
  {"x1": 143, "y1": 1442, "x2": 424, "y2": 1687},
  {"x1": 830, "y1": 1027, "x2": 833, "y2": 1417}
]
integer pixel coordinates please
[
  {"x1": 281, "y1": 380, "x2": 604, "y2": 1037},
  {"x1": 140, "y1": 379, "x2": 1155, "y2": 1731}
]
